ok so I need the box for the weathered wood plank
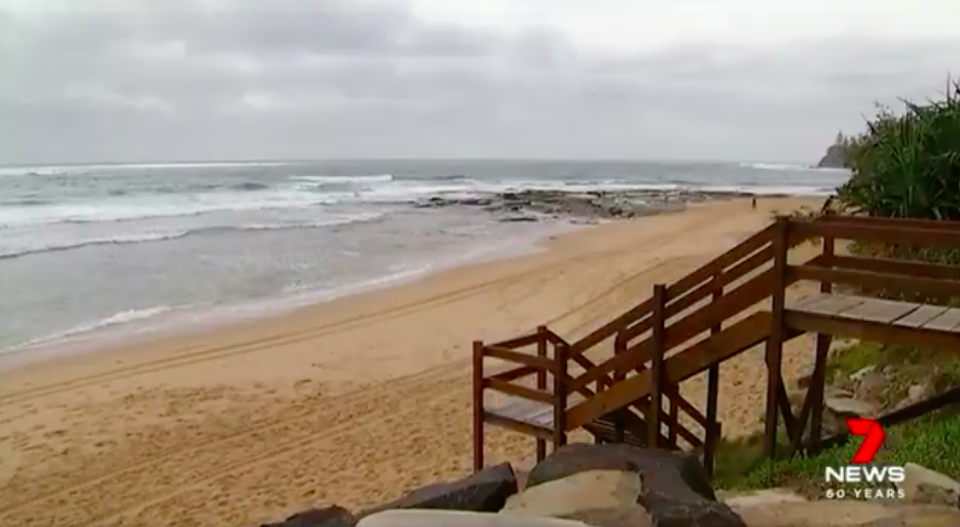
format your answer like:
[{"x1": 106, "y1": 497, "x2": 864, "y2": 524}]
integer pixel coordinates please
[
  {"x1": 791, "y1": 266, "x2": 960, "y2": 302},
  {"x1": 489, "y1": 398, "x2": 555, "y2": 428},
  {"x1": 792, "y1": 294, "x2": 866, "y2": 316},
  {"x1": 921, "y1": 308, "x2": 960, "y2": 331},
  {"x1": 484, "y1": 345, "x2": 554, "y2": 371},
  {"x1": 482, "y1": 412, "x2": 554, "y2": 440},
  {"x1": 786, "y1": 310, "x2": 960, "y2": 351},
  {"x1": 837, "y1": 298, "x2": 921, "y2": 324},
  {"x1": 895, "y1": 305, "x2": 952, "y2": 328}
]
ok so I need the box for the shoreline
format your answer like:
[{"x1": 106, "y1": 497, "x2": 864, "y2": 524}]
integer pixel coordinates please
[
  {"x1": 0, "y1": 188, "x2": 828, "y2": 369},
  {"x1": 0, "y1": 196, "x2": 828, "y2": 527},
  {"x1": 0, "y1": 216, "x2": 592, "y2": 371}
]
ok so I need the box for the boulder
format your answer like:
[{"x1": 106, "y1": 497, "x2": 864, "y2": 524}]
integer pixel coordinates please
[
  {"x1": 361, "y1": 463, "x2": 518, "y2": 516},
  {"x1": 897, "y1": 463, "x2": 960, "y2": 507},
  {"x1": 524, "y1": 443, "x2": 744, "y2": 527},
  {"x1": 854, "y1": 371, "x2": 887, "y2": 404},
  {"x1": 259, "y1": 506, "x2": 356, "y2": 527},
  {"x1": 500, "y1": 470, "x2": 653, "y2": 527},
  {"x1": 357, "y1": 510, "x2": 590, "y2": 527}
]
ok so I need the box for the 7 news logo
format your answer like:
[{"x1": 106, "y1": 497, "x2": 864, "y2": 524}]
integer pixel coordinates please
[{"x1": 823, "y1": 418, "x2": 906, "y2": 500}]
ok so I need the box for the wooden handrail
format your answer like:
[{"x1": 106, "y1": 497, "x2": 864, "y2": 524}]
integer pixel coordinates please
[
  {"x1": 816, "y1": 215, "x2": 960, "y2": 231},
  {"x1": 484, "y1": 379, "x2": 554, "y2": 404},
  {"x1": 488, "y1": 365, "x2": 538, "y2": 383},
  {"x1": 664, "y1": 224, "x2": 776, "y2": 304},
  {"x1": 791, "y1": 220, "x2": 960, "y2": 248},
  {"x1": 567, "y1": 223, "x2": 778, "y2": 357},
  {"x1": 618, "y1": 244, "x2": 775, "y2": 344},
  {"x1": 488, "y1": 332, "x2": 543, "y2": 349},
  {"x1": 790, "y1": 265, "x2": 960, "y2": 300},
  {"x1": 828, "y1": 254, "x2": 960, "y2": 282},
  {"x1": 566, "y1": 312, "x2": 787, "y2": 429},
  {"x1": 570, "y1": 268, "x2": 781, "y2": 392},
  {"x1": 484, "y1": 345, "x2": 555, "y2": 372}
]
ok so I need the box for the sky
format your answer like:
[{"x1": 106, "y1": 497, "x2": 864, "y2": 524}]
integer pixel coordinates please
[{"x1": 0, "y1": 0, "x2": 958, "y2": 164}]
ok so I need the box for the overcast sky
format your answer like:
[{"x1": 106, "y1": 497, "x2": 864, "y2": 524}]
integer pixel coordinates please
[{"x1": 1, "y1": 0, "x2": 958, "y2": 164}]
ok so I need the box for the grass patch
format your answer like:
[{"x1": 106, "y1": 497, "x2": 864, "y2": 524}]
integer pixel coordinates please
[
  {"x1": 714, "y1": 411, "x2": 960, "y2": 496},
  {"x1": 713, "y1": 340, "x2": 960, "y2": 495}
]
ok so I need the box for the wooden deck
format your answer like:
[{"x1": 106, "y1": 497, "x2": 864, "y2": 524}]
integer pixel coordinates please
[
  {"x1": 485, "y1": 393, "x2": 585, "y2": 434},
  {"x1": 790, "y1": 293, "x2": 960, "y2": 332}
]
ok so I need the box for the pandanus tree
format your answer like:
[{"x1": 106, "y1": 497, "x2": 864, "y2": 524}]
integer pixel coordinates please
[
  {"x1": 837, "y1": 79, "x2": 960, "y2": 221},
  {"x1": 834, "y1": 77, "x2": 960, "y2": 267}
]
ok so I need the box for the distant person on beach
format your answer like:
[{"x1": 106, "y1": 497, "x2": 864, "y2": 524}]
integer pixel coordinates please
[{"x1": 751, "y1": 197, "x2": 757, "y2": 210}]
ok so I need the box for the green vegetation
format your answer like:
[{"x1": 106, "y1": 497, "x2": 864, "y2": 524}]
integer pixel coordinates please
[
  {"x1": 714, "y1": 412, "x2": 960, "y2": 496},
  {"x1": 714, "y1": 341, "x2": 960, "y2": 496},
  {"x1": 836, "y1": 79, "x2": 960, "y2": 221}
]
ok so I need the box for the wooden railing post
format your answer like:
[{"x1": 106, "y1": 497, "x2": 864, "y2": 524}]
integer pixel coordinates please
[
  {"x1": 668, "y1": 395, "x2": 679, "y2": 448},
  {"x1": 764, "y1": 216, "x2": 790, "y2": 458},
  {"x1": 704, "y1": 272, "x2": 723, "y2": 476},
  {"x1": 613, "y1": 334, "x2": 626, "y2": 443},
  {"x1": 536, "y1": 326, "x2": 548, "y2": 461},
  {"x1": 553, "y1": 341, "x2": 568, "y2": 451},
  {"x1": 809, "y1": 234, "x2": 835, "y2": 451},
  {"x1": 649, "y1": 284, "x2": 667, "y2": 449},
  {"x1": 473, "y1": 340, "x2": 485, "y2": 472}
]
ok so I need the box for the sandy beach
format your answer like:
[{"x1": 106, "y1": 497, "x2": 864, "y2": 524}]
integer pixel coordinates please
[{"x1": 0, "y1": 197, "x2": 826, "y2": 527}]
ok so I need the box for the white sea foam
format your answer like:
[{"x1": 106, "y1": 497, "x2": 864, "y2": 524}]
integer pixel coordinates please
[
  {"x1": 12, "y1": 306, "x2": 175, "y2": 351},
  {"x1": 0, "y1": 212, "x2": 386, "y2": 259},
  {"x1": 0, "y1": 189, "x2": 337, "y2": 228},
  {"x1": 291, "y1": 174, "x2": 394, "y2": 184}
]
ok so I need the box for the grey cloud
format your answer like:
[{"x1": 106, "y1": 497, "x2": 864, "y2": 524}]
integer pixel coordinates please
[{"x1": 1, "y1": 0, "x2": 958, "y2": 164}]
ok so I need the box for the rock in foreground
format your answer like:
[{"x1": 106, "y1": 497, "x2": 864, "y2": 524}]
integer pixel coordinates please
[
  {"x1": 523, "y1": 443, "x2": 744, "y2": 527},
  {"x1": 259, "y1": 505, "x2": 356, "y2": 527},
  {"x1": 358, "y1": 509, "x2": 591, "y2": 527},
  {"x1": 361, "y1": 463, "x2": 518, "y2": 516},
  {"x1": 501, "y1": 470, "x2": 654, "y2": 527}
]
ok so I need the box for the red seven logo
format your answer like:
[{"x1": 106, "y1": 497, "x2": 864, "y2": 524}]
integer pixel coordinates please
[{"x1": 846, "y1": 418, "x2": 886, "y2": 464}]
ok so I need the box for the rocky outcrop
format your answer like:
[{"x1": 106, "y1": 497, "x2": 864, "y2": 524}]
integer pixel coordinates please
[
  {"x1": 817, "y1": 133, "x2": 851, "y2": 168},
  {"x1": 414, "y1": 189, "x2": 727, "y2": 223},
  {"x1": 360, "y1": 463, "x2": 518, "y2": 517},
  {"x1": 817, "y1": 144, "x2": 848, "y2": 168},
  {"x1": 519, "y1": 443, "x2": 744, "y2": 527},
  {"x1": 259, "y1": 506, "x2": 356, "y2": 527}
]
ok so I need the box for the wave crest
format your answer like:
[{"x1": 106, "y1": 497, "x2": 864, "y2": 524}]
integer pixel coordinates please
[{"x1": 0, "y1": 212, "x2": 386, "y2": 260}]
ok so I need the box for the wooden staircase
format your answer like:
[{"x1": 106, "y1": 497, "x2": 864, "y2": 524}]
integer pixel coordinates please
[{"x1": 472, "y1": 215, "x2": 960, "y2": 476}]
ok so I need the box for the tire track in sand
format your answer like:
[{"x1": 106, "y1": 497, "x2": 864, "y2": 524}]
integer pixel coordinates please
[
  {"x1": 0, "y1": 254, "x2": 566, "y2": 406},
  {"x1": 0, "y1": 360, "x2": 467, "y2": 518},
  {"x1": 91, "y1": 378, "x2": 473, "y2": 527}
]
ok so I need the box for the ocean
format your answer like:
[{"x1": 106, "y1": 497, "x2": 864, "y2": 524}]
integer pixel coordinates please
[{"x1": 0, "y1": 159, "x2": 849, "y2": 359}]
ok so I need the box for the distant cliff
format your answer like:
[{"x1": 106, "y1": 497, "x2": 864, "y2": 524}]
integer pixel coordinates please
[{"x1": 817, "y1": 132, "x2": 851, "y2": 168}]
